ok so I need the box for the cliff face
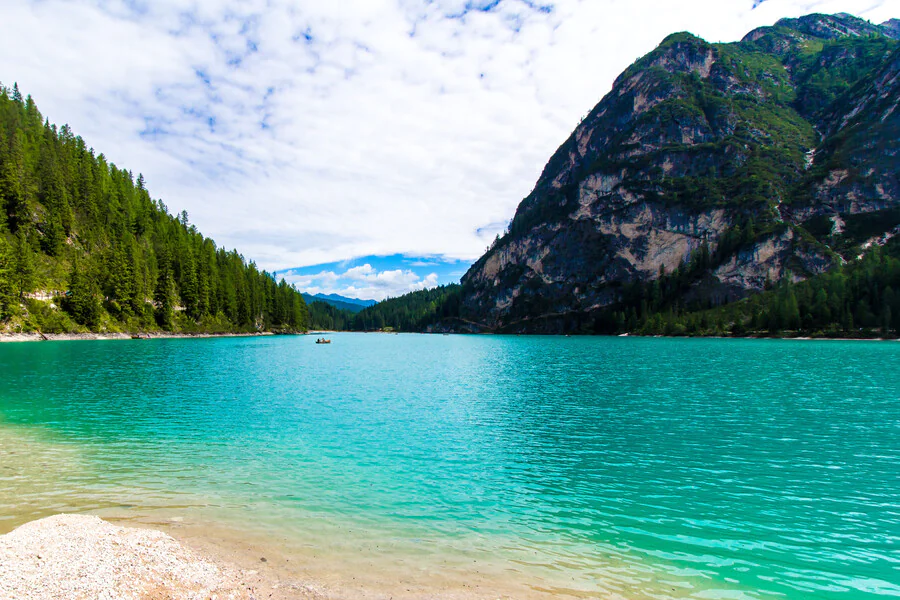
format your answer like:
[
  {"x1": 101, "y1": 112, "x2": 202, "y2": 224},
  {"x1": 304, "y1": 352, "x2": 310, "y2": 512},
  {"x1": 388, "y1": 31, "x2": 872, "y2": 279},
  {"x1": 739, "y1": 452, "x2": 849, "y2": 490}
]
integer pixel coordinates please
[
  {"x1": 460, "y1": 13, "x2": 899, "y2": 332},
  {"x1": 883, "y1": 19, "x2": 900, "y2": 39}
]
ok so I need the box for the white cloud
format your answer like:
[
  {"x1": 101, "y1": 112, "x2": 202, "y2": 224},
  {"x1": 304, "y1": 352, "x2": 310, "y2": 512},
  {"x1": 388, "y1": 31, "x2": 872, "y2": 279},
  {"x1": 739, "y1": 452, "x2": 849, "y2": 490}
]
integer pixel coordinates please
[
  {"x1": 1, "y1": 0, "x2": 895, "y2": 271},
  {"x1": 343, "y1": 264, "x2": 377, "y2": 280},
  {"x1": 283, "y1": 263, "x2": 441, "y2": 300},
  {"x1": 282, "y1": 269, "x2": 342, "y2": 289}
]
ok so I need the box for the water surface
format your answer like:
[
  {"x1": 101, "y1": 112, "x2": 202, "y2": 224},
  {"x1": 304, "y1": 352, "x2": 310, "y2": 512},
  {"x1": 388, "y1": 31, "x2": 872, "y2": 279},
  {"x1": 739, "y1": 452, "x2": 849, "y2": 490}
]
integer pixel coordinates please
[{"x1": 0, "y1": 335, "x2": 897, "y2": 598}]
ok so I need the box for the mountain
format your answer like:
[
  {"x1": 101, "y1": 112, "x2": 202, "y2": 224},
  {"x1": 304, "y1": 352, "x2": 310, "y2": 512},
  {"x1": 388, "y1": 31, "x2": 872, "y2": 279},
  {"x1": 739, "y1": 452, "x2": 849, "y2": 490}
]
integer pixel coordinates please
[
  {"x1": 0, "y1": 85, "x2": 308, "y2": 335},
  {"x1": 881, "y1": 19, "x2": 900, "y2": 39},
  {"x1": 306, "y1": 285, "x2": 461, "y2": 331},
  {"x1": 301, "y1": 293, "x2": 376, "y2": 313},
  {"x1": 457, "y1": 12, "x2": 899, "y2": 334},
  {"x1": 312, "y1": 293, "x2": 377, "y2": 307}
]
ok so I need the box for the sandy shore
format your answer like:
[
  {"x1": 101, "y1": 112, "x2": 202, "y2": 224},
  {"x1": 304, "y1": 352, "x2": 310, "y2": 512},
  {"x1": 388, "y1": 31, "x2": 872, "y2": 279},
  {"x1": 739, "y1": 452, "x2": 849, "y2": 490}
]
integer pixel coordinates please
[
  {"x1": 0, "y1": 514, "x2": 567, "y2": 600},
  {"x1": 0, "y1": 514, "x2": 271, "y2": 600},
  {"x1": 0, "y1": 332, "x2": 280, "y2": 343}
]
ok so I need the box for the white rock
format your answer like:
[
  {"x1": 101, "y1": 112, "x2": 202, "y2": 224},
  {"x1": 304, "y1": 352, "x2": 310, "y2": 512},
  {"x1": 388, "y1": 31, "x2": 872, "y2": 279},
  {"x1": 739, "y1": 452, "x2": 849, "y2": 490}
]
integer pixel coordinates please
[{"x1": 0, "y1": 514, "x2": 250, "y2": 600}]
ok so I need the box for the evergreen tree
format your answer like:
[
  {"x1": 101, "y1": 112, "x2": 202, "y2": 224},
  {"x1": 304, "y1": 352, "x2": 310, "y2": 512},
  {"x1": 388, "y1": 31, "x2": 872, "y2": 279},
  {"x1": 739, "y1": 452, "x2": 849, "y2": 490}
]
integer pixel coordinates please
[
  {"x1": 66, "y1": 258, "x2": 101, "y2": 327},
  {"x1": 154, "y1": 248, "x2": 176, "y2": 330},
  {"x1": 106, "y1": 238, "x2": 136, "y2": 314},
  {"x1": 2, "y1": 131, "x2": 29, "y2": 233},
  {"x1": 0, "y1": 236, "x2": 14, "y2": 319},
  {"x1": 0, "y1": 82, "x2": 309, "y2": 333},
  {"x1": 12, "y1": 231, "x2": 35, "y2": 297}
]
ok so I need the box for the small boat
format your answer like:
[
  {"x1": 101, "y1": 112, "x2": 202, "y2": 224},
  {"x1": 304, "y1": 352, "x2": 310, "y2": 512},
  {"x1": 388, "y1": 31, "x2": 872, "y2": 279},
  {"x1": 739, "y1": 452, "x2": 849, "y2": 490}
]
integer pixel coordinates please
[{"x1": 315, "y1": 338, "x2": 331, "y2": 344}]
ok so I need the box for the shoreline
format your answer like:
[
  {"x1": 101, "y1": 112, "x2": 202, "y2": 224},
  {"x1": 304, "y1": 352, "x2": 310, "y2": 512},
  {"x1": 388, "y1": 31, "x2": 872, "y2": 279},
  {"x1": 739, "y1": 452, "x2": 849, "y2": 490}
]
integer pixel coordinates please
[
  {"x1": 1, "y1": 512, "x2": 593, "y2": 600},
  {"x1": 0, "y1": 425, "x2": 620, "y2": 600},
  {"x1": 323, "y1": 330, "x2": 898, "y2": 342},
  {"x1": 2, "y1": 329, "x2": 894, "y2": 343},
  {"x1": 0, "y1": 331, "x2": 300, "y2": 343}
]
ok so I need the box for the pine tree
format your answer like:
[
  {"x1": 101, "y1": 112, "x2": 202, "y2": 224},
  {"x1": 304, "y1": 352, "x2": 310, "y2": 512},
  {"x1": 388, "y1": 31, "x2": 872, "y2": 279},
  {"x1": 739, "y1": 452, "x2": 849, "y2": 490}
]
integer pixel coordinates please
[
  {"x1": 12, "y1": 231, "x2": 35, "y2": 297},
  {"x1": 154, "y1": 247, "x2": 176, "y2": 330},
  {"x1": 107, "y1": 240, "x2": 135, "y2": 314},
  {"x1": 2, "y1": 131, "x2": 29, "y2": 233},
  {"x1": 66, "y1": 258, "x2": 101, "y2": 327},
  {"x1": 0, "y1": 236, "x2": 14, "y2": 319},
  {"x1": 178, "y1": 244, "x2": 200, "y2": 319},
  {"x1": 812, "y1": 287, "x2": 830, "y2": 326}
]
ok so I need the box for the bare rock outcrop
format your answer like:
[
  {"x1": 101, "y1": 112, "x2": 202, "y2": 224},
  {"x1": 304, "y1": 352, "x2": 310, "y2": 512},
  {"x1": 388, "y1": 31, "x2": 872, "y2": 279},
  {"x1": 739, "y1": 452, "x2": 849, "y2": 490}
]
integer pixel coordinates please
[{"x1": 459, "y1": 13, "x2": 898, "y2": 332}]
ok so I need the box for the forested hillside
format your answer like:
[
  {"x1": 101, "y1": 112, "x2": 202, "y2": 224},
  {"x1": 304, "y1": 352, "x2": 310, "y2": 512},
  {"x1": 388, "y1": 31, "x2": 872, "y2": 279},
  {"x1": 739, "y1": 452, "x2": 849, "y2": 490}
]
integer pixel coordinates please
[
  {"x1": 583, "y1": 239, "x2": 900, "y2": 338},
  {"x1": 0, "y1": 83, "x2": 308, "y2": 335},
  {"x1": 308, "y1": 286, "x2": 461, "y2": 332}
]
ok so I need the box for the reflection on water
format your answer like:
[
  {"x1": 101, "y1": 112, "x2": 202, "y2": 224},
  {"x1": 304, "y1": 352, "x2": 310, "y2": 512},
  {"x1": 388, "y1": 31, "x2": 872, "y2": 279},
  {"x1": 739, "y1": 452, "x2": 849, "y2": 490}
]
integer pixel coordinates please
[{"x1": 0, "y1": 335, "x2": 898, "y2": 599}]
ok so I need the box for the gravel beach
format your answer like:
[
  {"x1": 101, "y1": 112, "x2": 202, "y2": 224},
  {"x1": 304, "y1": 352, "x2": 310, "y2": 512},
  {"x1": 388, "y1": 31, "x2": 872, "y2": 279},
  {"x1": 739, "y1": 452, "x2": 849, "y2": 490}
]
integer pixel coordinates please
[
  {"x1": 0, "y1": 514, "x2": 262, "y2": 600},
  {"x1": 0, "y1": 514, "x2": 554, "y2": 600}
]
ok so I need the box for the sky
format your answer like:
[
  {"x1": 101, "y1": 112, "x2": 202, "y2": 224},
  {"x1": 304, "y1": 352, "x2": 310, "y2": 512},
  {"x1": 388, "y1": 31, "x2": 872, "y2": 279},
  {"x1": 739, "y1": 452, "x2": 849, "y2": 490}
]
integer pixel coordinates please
[
  {"x1": 0, "y1": 0, "x2": 896, "y2": 300},
  {"x1": 280, "y1": 254, "x2": 470, "y2": 301}
]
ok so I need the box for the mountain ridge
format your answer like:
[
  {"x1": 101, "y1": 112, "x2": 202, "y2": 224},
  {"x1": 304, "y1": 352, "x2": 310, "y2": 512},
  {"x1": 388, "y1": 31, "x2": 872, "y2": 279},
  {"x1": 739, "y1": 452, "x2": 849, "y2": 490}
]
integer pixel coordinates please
[
  {"x1": 301, "y1": 292, "x2": 376, "y2": 314},
  {"x1": 456, "y1": 12, "x2": 899, "y2": 334},
  {"x1": 311, "y1": 293, "x2": 377, "y2": 307}
]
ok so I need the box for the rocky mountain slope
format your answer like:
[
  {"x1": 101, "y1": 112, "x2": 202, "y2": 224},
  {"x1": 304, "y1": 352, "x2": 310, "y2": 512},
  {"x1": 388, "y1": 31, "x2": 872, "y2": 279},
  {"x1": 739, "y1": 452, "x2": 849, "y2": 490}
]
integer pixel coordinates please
[{"x1": 460, "y1": 13, "x2": 899, "y2": 333}]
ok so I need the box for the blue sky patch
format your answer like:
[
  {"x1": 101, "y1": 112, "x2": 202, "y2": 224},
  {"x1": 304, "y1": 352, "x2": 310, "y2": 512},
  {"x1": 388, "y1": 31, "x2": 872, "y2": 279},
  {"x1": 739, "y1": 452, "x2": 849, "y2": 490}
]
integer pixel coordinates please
[{"x1": 278, "y1": 254, "x2": 472, "y2": 301}]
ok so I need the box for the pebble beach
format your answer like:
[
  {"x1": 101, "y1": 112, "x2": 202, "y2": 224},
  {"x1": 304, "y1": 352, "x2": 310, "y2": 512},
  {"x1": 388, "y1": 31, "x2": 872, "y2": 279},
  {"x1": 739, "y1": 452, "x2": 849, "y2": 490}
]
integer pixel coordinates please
[{"x1": 0, "y1": 514, "x2": 274, "y2": 600}]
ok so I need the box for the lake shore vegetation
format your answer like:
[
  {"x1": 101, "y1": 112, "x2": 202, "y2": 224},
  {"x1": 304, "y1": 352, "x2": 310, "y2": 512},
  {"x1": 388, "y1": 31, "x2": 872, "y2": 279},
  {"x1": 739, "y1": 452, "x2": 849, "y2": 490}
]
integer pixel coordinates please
[{"x1": 0, "y1": 84, "x2": 308, "y2": 336}]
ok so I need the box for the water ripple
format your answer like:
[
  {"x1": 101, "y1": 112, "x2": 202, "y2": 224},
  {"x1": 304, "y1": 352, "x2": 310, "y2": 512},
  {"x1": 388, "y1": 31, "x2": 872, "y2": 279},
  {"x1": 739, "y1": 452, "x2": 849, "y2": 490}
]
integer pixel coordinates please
[{"x1": 0, "y1": 335, "x2": 898, "y2": 599}]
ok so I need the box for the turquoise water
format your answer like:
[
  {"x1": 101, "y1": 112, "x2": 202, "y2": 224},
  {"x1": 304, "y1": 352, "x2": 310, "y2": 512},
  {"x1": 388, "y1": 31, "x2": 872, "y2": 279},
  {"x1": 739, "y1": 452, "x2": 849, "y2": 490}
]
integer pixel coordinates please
[{"x1": 0, "y1": 334, "x2": 898, "y2": 598}]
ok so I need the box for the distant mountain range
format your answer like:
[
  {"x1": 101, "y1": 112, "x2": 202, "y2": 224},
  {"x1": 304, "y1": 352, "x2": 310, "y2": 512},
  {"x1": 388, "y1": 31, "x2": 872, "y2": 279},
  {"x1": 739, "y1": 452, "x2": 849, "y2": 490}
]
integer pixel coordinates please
[{"x1": 301, "y1": 293, "x2": 377, "y2": 313}]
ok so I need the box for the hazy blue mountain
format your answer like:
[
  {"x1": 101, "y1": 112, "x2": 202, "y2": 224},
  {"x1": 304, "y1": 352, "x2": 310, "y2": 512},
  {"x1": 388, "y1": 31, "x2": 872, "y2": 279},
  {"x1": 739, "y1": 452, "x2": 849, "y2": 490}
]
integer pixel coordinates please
[{"x1": 301, "y1": 293, "x2": 376, "y2": 313}]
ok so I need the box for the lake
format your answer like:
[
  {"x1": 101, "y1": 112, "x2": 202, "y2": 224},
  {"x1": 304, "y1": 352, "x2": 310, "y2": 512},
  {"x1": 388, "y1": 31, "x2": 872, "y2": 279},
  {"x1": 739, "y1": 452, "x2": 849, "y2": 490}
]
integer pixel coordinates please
[{"x1": 0, "y1": 334, "x2": 897, "y2": 599}]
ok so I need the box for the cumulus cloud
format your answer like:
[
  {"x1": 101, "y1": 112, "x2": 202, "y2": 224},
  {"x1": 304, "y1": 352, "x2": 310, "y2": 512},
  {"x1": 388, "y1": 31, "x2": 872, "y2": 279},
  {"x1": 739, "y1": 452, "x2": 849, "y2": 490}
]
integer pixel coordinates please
[
  {"x1": 283, "y1": 262, "x2": 441, "y2": 301},
  {"x1": 344, "y1": 264, "x2": 377, "y2": 280},
  {"x1": 1, "y1": 0, "x2": 894, "y2": 272}
]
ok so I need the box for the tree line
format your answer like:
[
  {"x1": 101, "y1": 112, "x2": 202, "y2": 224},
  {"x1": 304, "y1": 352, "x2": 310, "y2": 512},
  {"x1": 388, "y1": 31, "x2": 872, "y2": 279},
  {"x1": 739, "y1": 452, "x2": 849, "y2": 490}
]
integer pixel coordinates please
[
  {"x1": 306, "y1": 236, "x2": 900, "y2": 338},
  {"x1": 591, "y1": 238, "x2": 900, "y2": 338},
  {"x1": 308, "y1": 286, "x2": 461, "y2": 332},
  {"x1": 0, "y1": 83, "x2": 308, "y2": 333}
]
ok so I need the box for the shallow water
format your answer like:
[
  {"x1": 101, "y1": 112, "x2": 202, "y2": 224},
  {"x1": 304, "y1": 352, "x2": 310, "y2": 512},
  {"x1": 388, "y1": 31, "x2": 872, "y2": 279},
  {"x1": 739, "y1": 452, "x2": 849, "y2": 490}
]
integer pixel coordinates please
[{"x1": 0, "y1": 334, "x2": 898, "y2": 598}]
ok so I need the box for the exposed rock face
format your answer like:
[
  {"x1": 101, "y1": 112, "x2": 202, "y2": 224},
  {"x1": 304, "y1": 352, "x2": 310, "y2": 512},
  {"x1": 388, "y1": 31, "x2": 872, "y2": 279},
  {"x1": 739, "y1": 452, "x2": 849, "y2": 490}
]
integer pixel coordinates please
[
  {"x1": 712, "y1": 229, "x2": 833, "y2": 294},
  {"x1": 793, "y1": 51, "x2": 900, "y2": 219},
  {"x1": 775, "y1": 13, "x2": 887, "y2": 40},
  {"x1": 461, "y1": 13, "x2": 899, "y2": 332},
  {"x1": 880, "y1": 19, "x2": 900, "y2": 40}
]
